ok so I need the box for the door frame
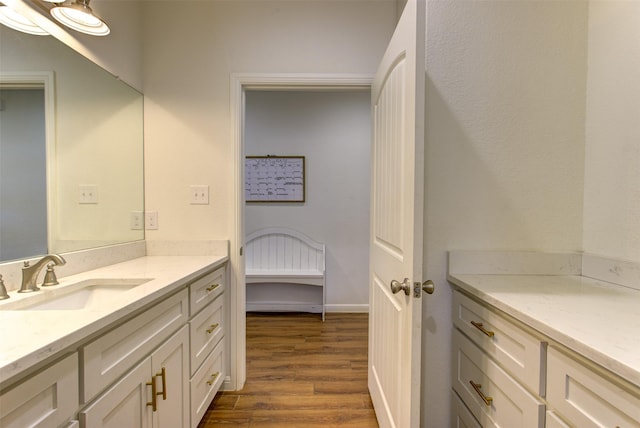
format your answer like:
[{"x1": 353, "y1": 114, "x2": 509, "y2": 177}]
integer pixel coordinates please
[{"x1": 229, "y1": 73, "x2": 373, "y2": 391}]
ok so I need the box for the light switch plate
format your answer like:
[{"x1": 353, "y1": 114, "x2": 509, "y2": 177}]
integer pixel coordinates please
[
  {"x1": 146, "y1": 211, "x2": 158, "y2": 230},
  {"x1": 190, "y1": 185, "x2": 209, "y2": 205},
  {"x1": 130, "y1": 211, "x2": 143, "y2": 230}
]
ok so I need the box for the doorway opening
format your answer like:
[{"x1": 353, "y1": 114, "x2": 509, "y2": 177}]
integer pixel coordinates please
[{"x1": 229, "y1": 74, "x2": 373, "y2": 392}]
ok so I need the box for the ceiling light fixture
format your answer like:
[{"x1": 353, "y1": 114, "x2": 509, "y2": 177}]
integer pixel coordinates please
[
  {"x1": 0, "y1": 5, "x2": 49, "y2": 35},
  {"x1": 49, "y1": 0, "x2": 109, "y2": 36}
]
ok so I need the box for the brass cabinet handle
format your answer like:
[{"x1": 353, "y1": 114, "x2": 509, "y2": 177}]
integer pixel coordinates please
[
  {"x1": 206, "y1": 323, "x2": 220, "y2": 334},
  {"x1": 470, "y1": 321, "x2": 495, "y2": 338},
  {"x1": 206, "y1": 283, "x2": 220, "y2": 292},
  {"x1": 469, "y1": 380, "x2": 493, "y2": 406},
  {"x1": 206, "y1": 371, "x2": 220, "y2": 386},
  {"x1": 156, "y1": 367, "x2": 167, "y2": 400},
  {"x1": 146, "y1": 378, "x2": 158, "y2": 411}
]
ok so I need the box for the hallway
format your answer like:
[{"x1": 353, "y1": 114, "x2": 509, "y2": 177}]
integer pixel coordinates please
[{"x1": 198, "y1": 312, "x2": 378, "y2": 427}]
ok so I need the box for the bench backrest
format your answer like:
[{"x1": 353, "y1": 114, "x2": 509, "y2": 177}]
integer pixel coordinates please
[{"x1": 245, "y1": 227, "x2": 325, "y2": 272}]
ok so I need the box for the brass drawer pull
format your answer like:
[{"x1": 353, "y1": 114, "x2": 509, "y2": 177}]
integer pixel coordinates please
[
  {"x1": 156, "y1": 367, "x2": 167, "y2": 400},
  {"x1": 469, "y1": 380, "x2": 493, "y2": 406},
  {"x1": 206, "y1": 283, "x2": 220, "y2": 292},
  {"x1": 146, "y1": 378, "x2": 158, "y2": 411},
  {"x1": 470, "y1": 321, "x2": 495, "y2": 338},
  {"x1": 206, "y1": 371, "x2": 220, "y2": 386},
  {"x1": 206, "y1": 323, "x2": 220, "y2": 334}
]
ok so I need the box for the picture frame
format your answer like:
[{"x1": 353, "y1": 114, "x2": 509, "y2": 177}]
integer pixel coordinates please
[{"x1": 245, "y1": 156, "x2": 305, "y2": 203}]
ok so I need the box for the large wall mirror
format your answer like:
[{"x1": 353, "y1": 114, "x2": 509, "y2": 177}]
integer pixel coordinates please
[{"x1": 0, "y1": 25, "x2": 144, "y2": 263}]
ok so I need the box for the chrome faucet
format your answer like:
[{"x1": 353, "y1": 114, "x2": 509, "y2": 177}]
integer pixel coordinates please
[{"x1": 18, "y1": 254, "x2": 66, "y2": 293}]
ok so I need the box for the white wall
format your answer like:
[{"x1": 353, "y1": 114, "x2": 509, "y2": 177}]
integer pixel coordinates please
[
  {"x1": 141, "y1": 1, "x2": 396, "y2": 244},
  {"x1": 245, "y1": 90, "x2": 371, "y2": 309},
  {"x1": 583, "y1": 1, "x2": 640, "y2": 263},
  {"x1": 422, "y1": 1, "x2": 588, "y2": 426}
]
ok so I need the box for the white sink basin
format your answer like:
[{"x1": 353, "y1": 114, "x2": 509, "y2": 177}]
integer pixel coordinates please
[{"x1": 1, "y1": 278, "x2": 152, "y2": 311}]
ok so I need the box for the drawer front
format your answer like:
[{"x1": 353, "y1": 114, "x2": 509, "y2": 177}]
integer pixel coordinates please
[
  {"x1": 452, "y1": 391, "x2": 482, "y2": 428},
  {"x1": 0, "y1": 353, "x2": 78, "y2": 428},
  {"x1": 547, "y1": 346, "x2": 640, "y2": 427},
  {"x1": 453, "y1": 291, "x2": 546, "y2": 395},
  {"x1": 452, "y1": 329, "x2": 545, "y2": 428},
  {"x1": 190, "y1": 338, "x2": 224, "y2": 428},
  {"x1": 189, "y1": 295, "x2": 224, "y2": 375},
  {"x1": 82, "y1": 290, "x2": 189, "y2": 402},
  {"x1": 546, "y1": 411, "x2": 570, "y2": 428},
  {"x1": 189, "y1": 266, "x2": 225, "y2": 316}
]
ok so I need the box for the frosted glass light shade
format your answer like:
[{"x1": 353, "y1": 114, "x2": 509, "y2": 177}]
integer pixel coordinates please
[
  {"x1": 0, "y1": 5, "x2": 48, "y2": 35},
  {"x1": 50, "y1": 0, "x2": 109, "y2": 36}
]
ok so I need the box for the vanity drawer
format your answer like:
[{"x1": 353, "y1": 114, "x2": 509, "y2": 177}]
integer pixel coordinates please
[
  {"x1": 189, "y1": 266, "x2": 225, "y2": 316},
  {"x1": 452, "y1": 390, "x2": 482, "y2": 428},
  {"x1": 453, "y1": 290, "x2": 546, "y2": 395},
  {"x1": 82, "y1": 289, "x2": 188, "y2": 402},
  {"x1": 452, "y1": 329, "x2": 545, "y2": 428},
  {"x1": 0, "y1": 353, "x2": 78, "y2": 428},
  {"x1": 547, "y1": 346, "x2": 640, "y2": 427},
  {"x1": 190, "y1": 338, "x2": 224, "y2": 428},
  {"x1": 189, "y1": 294, "x2": 224, "y2": 375}
]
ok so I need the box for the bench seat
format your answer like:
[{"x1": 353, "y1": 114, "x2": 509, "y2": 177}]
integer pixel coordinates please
[{"x1": 245, "y1": 227, "x2": 325, "y2": 320}]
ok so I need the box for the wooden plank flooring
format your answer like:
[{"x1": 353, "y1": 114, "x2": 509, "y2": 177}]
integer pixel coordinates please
[{"x1": 198, "y1": 312, "x2": 379, "y2": 427}]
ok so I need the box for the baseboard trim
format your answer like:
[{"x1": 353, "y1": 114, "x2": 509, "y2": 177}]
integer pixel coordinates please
[
  {"x1": 325, "y1": 304, "x2": 369, "y2": 313},
  {"x1": 246, "y1": 302, "x2": 323, "y2": 313}
]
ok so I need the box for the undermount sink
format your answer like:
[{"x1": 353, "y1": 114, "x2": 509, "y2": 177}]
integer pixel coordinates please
[{"x1": 0, "y1": 278, "x2": 152, "y2": 311}]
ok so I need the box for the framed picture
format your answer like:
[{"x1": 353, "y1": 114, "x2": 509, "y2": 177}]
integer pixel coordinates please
[{"x1": 245, "y1": 156, "x2": 305, "y2": 203}]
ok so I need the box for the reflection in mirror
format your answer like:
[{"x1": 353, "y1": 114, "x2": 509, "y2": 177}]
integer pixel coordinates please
[
  {"x1": 0, "y1": 25, "x2": 144, "y2": 263},
  {"x1": 0, "y1": 86, "x2": 47, "y2": 261}
]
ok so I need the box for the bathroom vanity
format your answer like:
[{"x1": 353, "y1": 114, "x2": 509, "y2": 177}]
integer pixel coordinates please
[
  {"x1": 448, "y1": 251, "x2": 640, "y2": 428},
  {"x1": 0, "y1": 253, "x2": 228, "y2": 428}
]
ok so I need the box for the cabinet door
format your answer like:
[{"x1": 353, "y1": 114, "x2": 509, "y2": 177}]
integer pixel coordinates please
[
  {"x1": 152, "y1": 325, "x2": 190, "y2": 428},
  {"x1": 82, "y1": 290, "x2": 188, "y2": 402},
  {"x1": 0, "y1": 353, "x2": 78, "y2": 428},
  {"x1": 547, "y1": 346, "x2": 640, "y2": 427},
  {"x1": 79, "y1": 358, "x2": 152, "y2": 428}
]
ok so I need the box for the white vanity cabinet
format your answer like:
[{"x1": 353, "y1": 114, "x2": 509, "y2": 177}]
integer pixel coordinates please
[
  {"x1": 0, "y1": 353, "x2": 79, "y2": 428},
  {"x1": 546, "y1": 346, "x2": 640, "y2": 427},
  {"x1": 79, "y1": 325, "x2": 189, "y2": 428},
  {"x1": 0, "y1": 258, "x2": 228, "y2": 428},
  {"x1": 79, "y1": 290, "x2": 190, "y2": 428},
  {"x1": 187, "y1": 265, "x2": 226, "y2": 428},
  {"x1": 451, "y1": 290, "x2": 546, "y2": 428}
]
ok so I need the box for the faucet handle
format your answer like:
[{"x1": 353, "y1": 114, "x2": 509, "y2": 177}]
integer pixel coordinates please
[
  {"x1": 42, "y1": 263, "x2": 60, "y2": 287},
  {"x1": 0, "y1": 275, "x2": 9, "y2": 300}
]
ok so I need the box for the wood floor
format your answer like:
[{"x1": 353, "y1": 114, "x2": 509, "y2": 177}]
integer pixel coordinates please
[{"x1": 198, "y1": 312, "x2": 379, "y2": 427}]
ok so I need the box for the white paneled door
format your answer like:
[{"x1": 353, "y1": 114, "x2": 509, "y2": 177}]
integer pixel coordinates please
[{"x1": 368, "y1": 1, "x2": 426, "y2": 427}]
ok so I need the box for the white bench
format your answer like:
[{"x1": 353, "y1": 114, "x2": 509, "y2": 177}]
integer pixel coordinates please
[{"x1": 245, "y1": 227, "x2": 325, "y2": 320}]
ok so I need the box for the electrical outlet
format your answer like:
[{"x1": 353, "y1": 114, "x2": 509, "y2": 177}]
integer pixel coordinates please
[
  {"x1": 146, "y1": 211, "x2": 158, "y2": 230},
  {"x1": 78, "y1": 184, "x2": 98, "y2": 204},
  {"x1": 190, "y1": 185, "x2": 209, "y2": 205},
  {"x1": 130, "y1": 211, "x2": 143, "y2": 230}
]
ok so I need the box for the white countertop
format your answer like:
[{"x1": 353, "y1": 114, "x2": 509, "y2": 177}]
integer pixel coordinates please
[
  {"x1": 448, "y1": 273, "x2": 640, "y2": 388},
  {"x1": 0, "y1": 255, "x2": 227, "y2": 387}
]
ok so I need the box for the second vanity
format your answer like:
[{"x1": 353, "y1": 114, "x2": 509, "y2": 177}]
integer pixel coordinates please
[
  {"x1": 0, "y1": 251, "x2": 228, "y2": 428},
  {"x1": 448, "y1": 251, "x2": 640, "y2": 428}
]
